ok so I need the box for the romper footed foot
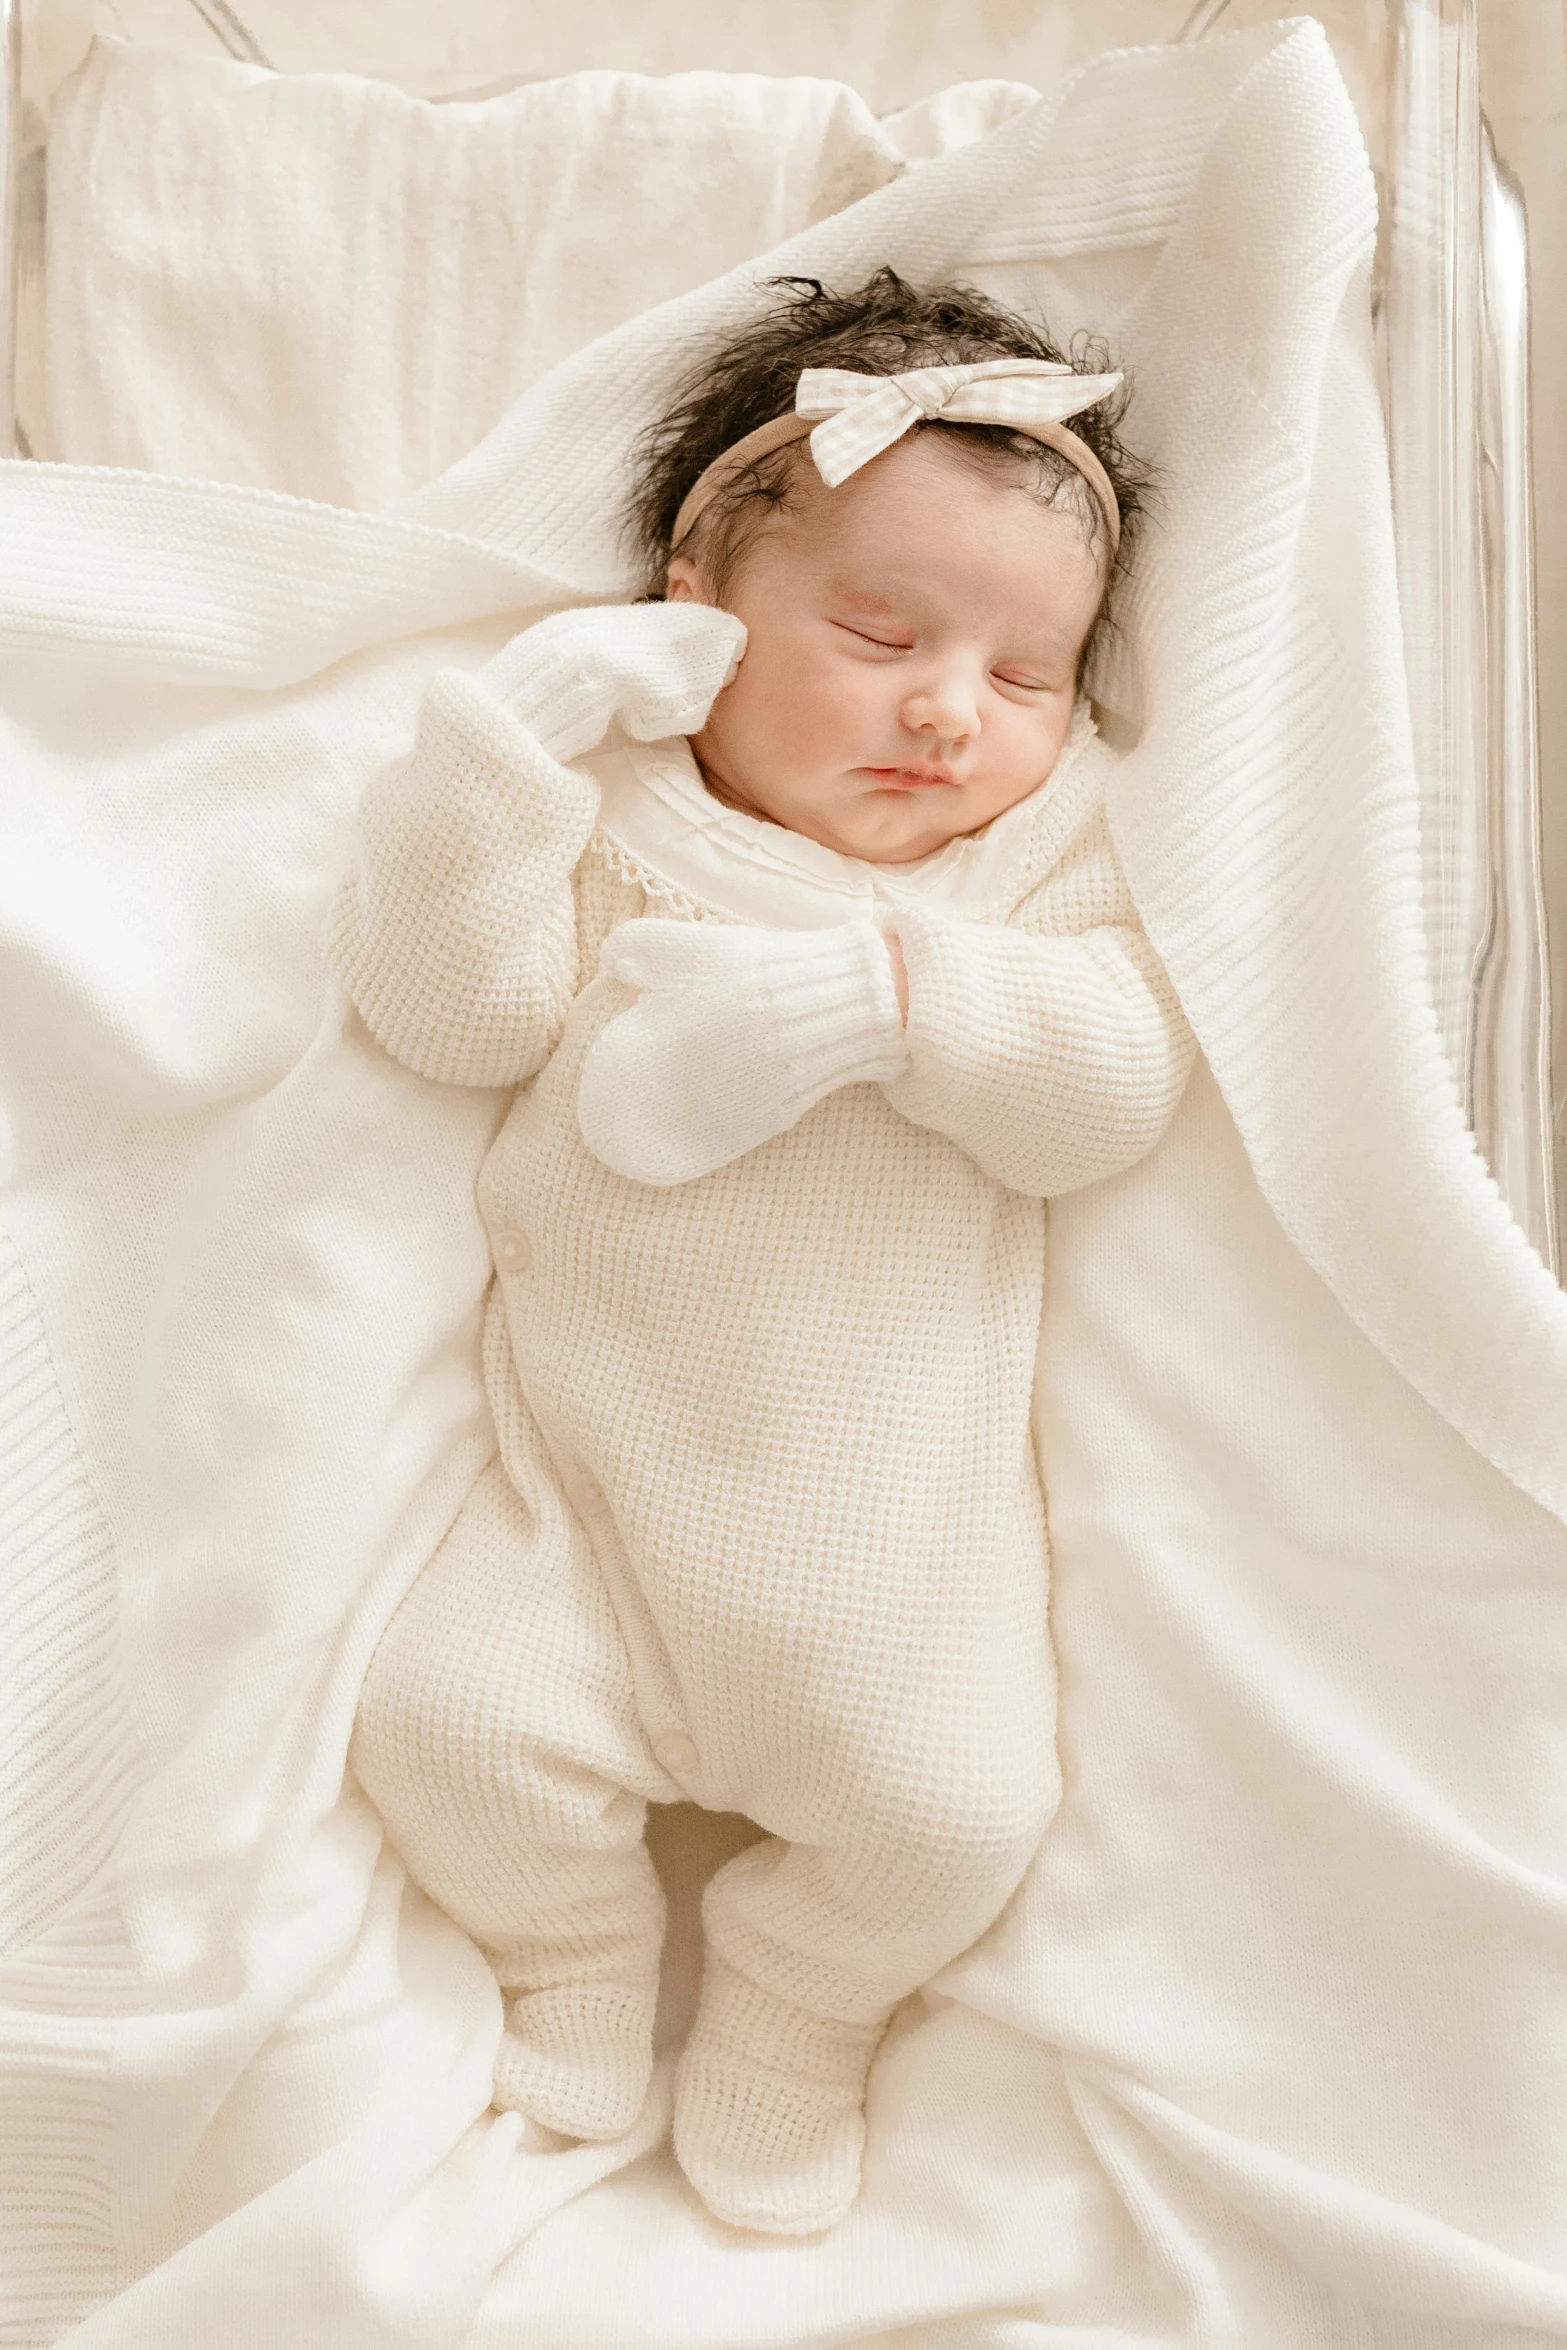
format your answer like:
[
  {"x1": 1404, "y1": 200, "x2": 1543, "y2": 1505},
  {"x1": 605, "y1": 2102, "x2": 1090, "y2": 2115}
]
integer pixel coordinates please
[
  {"x1": 485, "y1": 1841, "x2": 666, "y2": 2140},
  {"x1": 673, "y1": 1956, "x2": 884, "y2": 2234},
  {"x1": 493, "y1": 1977, "x2": 659, "y2": 2139}
]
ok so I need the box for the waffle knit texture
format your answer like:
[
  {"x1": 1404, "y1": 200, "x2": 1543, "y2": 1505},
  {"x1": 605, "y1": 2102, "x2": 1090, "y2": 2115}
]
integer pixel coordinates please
[{"x1": 334, "y1": 607, "x2": 1195, "y2": 2229}]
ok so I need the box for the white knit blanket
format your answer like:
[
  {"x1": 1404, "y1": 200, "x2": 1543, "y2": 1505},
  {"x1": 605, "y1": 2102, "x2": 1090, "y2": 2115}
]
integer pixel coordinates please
[{"x1": 4, "y1": 23, "x2": 1566, "y2": 2348}]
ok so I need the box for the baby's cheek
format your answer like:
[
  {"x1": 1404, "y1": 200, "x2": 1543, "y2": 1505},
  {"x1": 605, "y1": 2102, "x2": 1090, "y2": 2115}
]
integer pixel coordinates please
[
  {"x1": 1002, "y1": 695, "x2": 1071, "y2": 782},
  {"x1": 796, "y1": 664, "x2": 882, "y2": 766},
  {"x1": 715, "y1": 639, "x2": 803, "y2": 763}
]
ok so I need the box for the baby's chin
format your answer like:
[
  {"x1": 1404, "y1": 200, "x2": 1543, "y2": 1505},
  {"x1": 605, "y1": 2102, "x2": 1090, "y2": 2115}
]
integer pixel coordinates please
[
  {"x1": 697, "y1": 753, "x2": 1044, "y2": 865},
  {"x1": 798, "y1": 787, "x2": 1021, "y2": 866}
]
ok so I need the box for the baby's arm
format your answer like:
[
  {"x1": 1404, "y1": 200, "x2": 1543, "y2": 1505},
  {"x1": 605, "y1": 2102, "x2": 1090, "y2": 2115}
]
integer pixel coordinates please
[
  {"x1": 882, "y1": 808, "x2": 1194, "y2": 1195},
  {"x1": 328, "y1": 604, "x2": 745, "y2": 1088},
  {"x1": 574, "y1": 808, "x2": 1189, "y2": 1191}
]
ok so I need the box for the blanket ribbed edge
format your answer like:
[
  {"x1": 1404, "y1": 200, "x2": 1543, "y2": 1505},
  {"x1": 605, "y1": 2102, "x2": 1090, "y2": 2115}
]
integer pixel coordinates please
[
  {"x1": 0, "y1": 1234, "x2": 139, "y2": 2343},
  {"x1": 0, "y1": 2022, "x2": 116, "y2": 2348},
  {"x1": 1093, "y1": 30, "x2": 1567, "y2": 1526},
  {"x1": 0, "y1": 1238, "x2": 141, "y2": 1950},
  {"x1": 0, "y1": 464, "x2": 565, "y2": 686}
]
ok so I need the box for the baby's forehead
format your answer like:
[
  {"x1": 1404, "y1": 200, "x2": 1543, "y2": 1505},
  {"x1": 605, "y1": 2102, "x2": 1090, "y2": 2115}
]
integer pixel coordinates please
[
  {"x1": 732, "y1": 435, "x2": 1108, "y2": 650},
  {"x1": 824, "y1": 580, "x2": 900, "y2": 614},
  {"x1": 795, "y1": 437, "x2": 1102, "y2": 565}
]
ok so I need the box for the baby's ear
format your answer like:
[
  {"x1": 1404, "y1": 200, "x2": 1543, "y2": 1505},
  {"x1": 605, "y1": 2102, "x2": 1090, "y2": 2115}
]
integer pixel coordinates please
[{"x1": 665, "y1": 555, "x2": 714, "y2": 606}]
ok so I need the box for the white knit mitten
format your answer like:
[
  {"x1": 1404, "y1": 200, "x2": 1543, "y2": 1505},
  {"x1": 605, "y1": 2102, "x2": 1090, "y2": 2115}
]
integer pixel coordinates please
[
  {"x1": 481, "y1": 602, "x2": 747, "y2": 763},
  {"x1": 576, "y1": 919, "x2": 911, "y2": 1187}
]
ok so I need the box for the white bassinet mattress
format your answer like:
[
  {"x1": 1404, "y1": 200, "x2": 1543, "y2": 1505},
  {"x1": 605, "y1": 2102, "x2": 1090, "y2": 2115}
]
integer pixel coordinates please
[{"x1": 3, "y1": 23, "x2": 1567, "y2": 2350}]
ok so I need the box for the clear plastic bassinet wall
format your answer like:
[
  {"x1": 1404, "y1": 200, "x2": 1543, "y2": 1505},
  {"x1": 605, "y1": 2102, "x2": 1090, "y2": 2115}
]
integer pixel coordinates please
[{"x1": 5, "y1": 0, "x2": 1563, "y2": 1270}]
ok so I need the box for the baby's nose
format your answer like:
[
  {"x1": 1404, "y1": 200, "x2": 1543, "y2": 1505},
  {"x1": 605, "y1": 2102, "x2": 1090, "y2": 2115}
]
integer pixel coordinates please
[{"x1": 899, "y1": 676, "x2": 980, "y2": 744}]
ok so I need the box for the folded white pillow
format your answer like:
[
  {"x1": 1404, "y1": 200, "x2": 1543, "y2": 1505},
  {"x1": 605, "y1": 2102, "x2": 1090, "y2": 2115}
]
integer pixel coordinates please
[{"x1": 40, "y1": 43, "x2": 907, "y2": 504}]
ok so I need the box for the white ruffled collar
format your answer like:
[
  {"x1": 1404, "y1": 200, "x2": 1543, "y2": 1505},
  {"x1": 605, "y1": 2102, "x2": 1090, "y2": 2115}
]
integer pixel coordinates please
[{"x1": 584, "y1": 698, "x2": 1108, "y2": 931}]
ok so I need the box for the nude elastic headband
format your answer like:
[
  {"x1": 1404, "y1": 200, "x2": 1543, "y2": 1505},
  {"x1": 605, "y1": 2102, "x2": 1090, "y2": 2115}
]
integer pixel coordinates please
[{"x1": 670, "y1": 357, "x2": 1124, "y2": 558}]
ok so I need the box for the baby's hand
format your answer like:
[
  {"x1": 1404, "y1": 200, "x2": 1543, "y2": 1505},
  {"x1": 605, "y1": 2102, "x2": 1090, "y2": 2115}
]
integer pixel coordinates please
[
  {"x1": 482, "y1": 602, "x2": 746, "y2": 764},
  {"x1": 576, "y1": 918, "x2": 909, "y2": 1186}
]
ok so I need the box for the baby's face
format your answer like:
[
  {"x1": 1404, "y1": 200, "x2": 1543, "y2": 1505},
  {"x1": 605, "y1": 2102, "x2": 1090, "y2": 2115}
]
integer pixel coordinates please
[{"x1": 667, "y1": 432, "x2": 1107, "y2": 865}]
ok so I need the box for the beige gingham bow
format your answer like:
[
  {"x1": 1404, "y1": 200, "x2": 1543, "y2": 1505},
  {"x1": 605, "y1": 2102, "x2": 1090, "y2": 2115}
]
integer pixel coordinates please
[
  {"x1": 666, "y1": 355, "x2": 1128, "y2": 557},
  {"x1": 795, "y1": 358, "x2": 1124, "y2": 486}
]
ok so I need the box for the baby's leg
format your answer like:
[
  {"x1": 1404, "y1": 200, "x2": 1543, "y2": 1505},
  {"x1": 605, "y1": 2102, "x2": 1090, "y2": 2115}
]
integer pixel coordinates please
[
  {"x1": 676, "y1": 1816, "x2": 1047, "y2": 2231},
  {"x1": 352, "y1": 1452, "x2": 666, "y2": 2140},
  {"x1": 675, "y1": 1574, "x2": 1056, "y2": 2232}
]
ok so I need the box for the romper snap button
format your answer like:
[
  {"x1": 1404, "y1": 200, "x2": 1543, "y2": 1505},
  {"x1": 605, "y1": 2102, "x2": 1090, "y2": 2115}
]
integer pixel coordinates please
[
  {"x1": 572, "y1": 1470, "x2": 604, "y2": 1516},
  {"x1": 493, "y1": 1228, "x2": 531, "y2": 1273},
  {"x1": 653, "y1": 1731, "x2": 700, "y2": 1776}
]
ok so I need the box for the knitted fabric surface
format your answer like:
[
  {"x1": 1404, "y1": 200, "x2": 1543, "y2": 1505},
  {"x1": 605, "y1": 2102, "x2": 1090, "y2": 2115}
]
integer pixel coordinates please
[
  {"x1": 330, "y1": 611, "x2": 1193, "y2": 2231},
  {"x1": 2, "y1": 20, "x2": 1565, "y2": 2349}
]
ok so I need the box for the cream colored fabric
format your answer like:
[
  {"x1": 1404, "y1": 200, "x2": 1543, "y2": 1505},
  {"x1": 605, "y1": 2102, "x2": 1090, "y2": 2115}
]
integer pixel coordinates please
[
  {"x1": 7, "y1": 21, "x2": 1567, "y2": 2343},
  {"x1": 331, "y1": 609, "x2": 1193, "y2": 2231}
]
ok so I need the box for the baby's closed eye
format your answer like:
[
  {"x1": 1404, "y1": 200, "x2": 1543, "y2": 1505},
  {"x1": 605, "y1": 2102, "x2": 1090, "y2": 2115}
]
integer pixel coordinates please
[
  {"x1": 830, "y1": 622, "x2": 1055, "y2": 693},
  {"x1": 832, "y1": 620, "x2": 913, "y2": 653}
]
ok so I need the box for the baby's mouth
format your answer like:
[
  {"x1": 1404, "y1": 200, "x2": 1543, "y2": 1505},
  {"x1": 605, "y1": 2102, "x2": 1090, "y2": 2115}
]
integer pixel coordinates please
[{"x1": 861, "y1": 766, "x2": 959, "y2": 791}]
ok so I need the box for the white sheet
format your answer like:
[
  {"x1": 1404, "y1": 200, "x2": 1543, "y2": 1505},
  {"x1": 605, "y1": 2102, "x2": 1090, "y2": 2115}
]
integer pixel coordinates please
[
  {"x1": 3, "y1": 22, "x2": 1566, "y2": 2349},
  {"x1": 39, "y1": 43, "x2": 907, "y2": 500},
  {"x1": 38, "y1": 41, "x2": 1034, "y2": 503}
]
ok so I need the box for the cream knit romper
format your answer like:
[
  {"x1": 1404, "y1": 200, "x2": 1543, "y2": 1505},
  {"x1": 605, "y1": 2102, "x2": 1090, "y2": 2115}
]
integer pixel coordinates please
[{"x1": 331, "y1": 634, "x2": 1194, "y2": 2235}]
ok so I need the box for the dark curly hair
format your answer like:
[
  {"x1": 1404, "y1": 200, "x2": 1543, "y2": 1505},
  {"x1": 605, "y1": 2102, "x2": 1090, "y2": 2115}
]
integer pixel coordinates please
[{"x1": 625, "y1": 268, "x2": 1150, "y2": 665}]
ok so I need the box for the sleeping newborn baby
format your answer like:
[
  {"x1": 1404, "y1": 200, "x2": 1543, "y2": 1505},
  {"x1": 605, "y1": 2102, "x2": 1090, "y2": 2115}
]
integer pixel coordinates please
[{"x1": 332, "y1": 268, "x2": 1194, "y2": 2235}]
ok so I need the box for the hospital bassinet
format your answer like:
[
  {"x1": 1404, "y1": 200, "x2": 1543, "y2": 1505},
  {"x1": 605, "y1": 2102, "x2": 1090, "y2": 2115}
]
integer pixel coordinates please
[
  {"x1": 4, "y1": 0, "x2": 1560, "y2": 1267},
  {"x1": 3, "y1": 8, "x2": 1566, "y2": 2348}
]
